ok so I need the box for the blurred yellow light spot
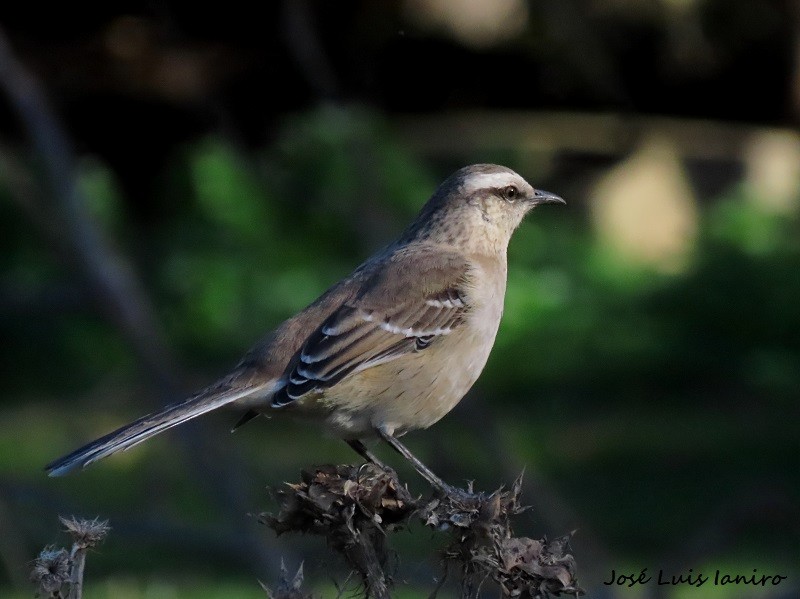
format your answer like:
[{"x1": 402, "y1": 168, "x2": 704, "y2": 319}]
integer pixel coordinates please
[
  {"x1": 590, "y1": 137, "x2": 698, "y2": 273},
  {"x1": 745, "y1": 130, "x2": 800, "y2": 215},
  {"x1": 404, "y1": 0, "x2": 529, "y2": 48}
]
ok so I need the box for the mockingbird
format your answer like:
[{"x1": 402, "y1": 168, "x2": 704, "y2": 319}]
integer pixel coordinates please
[{"x1": 46, "y1": 164, "x2": 564, "y2": 494}]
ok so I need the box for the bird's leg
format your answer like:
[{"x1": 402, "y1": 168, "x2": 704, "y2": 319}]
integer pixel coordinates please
[
  {"x1": 376, "y1": 428, "x2": 468, "y2": 498},
  {"x1": 346, "y1": 439, "x2": 389, "y2": 470}
]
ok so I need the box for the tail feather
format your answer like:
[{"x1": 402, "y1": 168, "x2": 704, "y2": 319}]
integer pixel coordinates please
[{"x1": 46, "y1": 382, "x2": 269, "y2": 477}]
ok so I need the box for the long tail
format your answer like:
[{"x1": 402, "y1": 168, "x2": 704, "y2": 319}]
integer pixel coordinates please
[{"x1": 46, "y1": 380, "x2": 271, "y2": 477}]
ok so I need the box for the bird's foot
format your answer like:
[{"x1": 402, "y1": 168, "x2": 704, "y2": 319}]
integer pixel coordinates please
[
  {"x1": 419, "y1": 481, "x2": 493, "y2": 530},
  {"x1": 359, "y1": 460, "x2": 398, "y2": 480},
  {"x1": 433, "y1": 481, "x2": 483, "y2": 505}
]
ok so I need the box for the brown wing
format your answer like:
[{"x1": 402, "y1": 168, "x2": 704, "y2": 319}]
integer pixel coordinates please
[{"x1": 272, "y1": 253, "x2": 470, "y2": 406}]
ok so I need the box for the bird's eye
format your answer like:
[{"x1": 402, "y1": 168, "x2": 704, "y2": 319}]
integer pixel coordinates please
[{"x1": 503, "y1": 186, "x2": 518, "y2": 201}]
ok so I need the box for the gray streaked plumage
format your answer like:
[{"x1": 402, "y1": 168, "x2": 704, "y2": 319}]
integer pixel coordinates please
[{"x1": 46, "y1": 164, "x2": 564, "y2": 480}]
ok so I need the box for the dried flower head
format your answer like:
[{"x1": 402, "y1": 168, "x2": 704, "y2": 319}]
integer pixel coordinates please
[
  {"x1": 60, "y1": 516, "x2": 111, "y2": 549},
  {"x1": 30, "y1": 546, "x2": 70, "y2": 595}
]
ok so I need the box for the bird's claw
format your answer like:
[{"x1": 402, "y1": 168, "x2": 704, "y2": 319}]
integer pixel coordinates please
[{"x1": 434, "y1": 483, "x2": 482, "y2": 505}]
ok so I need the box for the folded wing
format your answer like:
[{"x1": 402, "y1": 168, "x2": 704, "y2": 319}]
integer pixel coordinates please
[{"x1": 273, "y1": 252, "x2": 470, "y2": 406}]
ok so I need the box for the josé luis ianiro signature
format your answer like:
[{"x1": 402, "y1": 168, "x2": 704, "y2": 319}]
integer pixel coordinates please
[{"x1": 604, "y1": 568, "x2": 787, "y2": 588}]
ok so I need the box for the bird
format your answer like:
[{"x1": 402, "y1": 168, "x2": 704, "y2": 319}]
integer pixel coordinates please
[{"x1": 46, "y1": 164, "x2": 564, "y2": 495}]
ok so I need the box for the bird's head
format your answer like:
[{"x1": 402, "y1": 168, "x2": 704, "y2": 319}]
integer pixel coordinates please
[{"x1": 408, "y1": 164, "x2": 565, "y2": 252}]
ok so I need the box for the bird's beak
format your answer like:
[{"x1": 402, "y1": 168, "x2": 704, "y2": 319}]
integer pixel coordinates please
[{"x1": 532, "y1": 189, "x2": 566, "y2": 205}]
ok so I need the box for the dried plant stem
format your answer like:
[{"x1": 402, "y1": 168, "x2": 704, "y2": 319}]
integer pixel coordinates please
[
  {"x1": 345, "y1": 521, "x2": 390, "y2": 599},
  {"x1": 66, "y1": 545, "x2": 86, "y2": 599}
]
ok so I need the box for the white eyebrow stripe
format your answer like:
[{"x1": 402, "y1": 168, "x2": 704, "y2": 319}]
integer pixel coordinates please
[{"x1": 462, "y1": 172, "x2": 521, "y2": 193}]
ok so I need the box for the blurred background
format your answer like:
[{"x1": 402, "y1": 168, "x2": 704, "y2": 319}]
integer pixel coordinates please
[{"x1": 1, "y1": 1, "x2": 799, "y2": 597}]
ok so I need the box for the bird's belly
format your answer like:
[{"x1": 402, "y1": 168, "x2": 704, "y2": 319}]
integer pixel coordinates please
[{"x1": 300, "y1": 315, "x2": 500, "y2": 439}]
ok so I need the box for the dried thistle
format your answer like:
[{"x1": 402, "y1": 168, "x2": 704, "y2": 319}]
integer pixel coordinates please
[
  {"x1": 30, "y1": 546, "x2": 70, "y2": 597},
  {"x1": 59, "y1": 516, "x2": 111, "y2": 550},
  {"x1": 263, "y1": 467, "x2": 583, "y2": 599},
  {"x1": 422, "y1": 476, "x2": 583, "y2": 598},
  {"x1": 31, "y1": 516, "x2": 111, "y2": 599},
  {"x1": 262, "y1": 463, "x2": 418, "y2": 599}
]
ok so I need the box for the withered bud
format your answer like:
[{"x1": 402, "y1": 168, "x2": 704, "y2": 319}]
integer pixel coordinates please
[
  {"x1": 60, "y1": 516, "x2": 111, "y2": 549},
  {"x1": 30, "y1": 546, "x2": 70, "y2": 594}
]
